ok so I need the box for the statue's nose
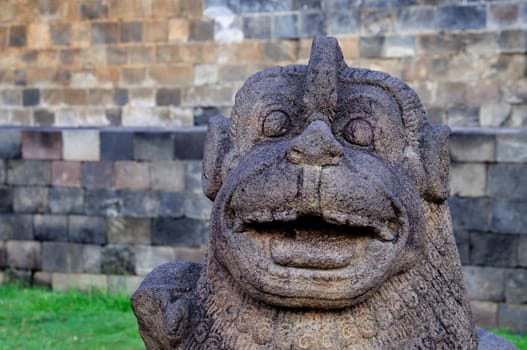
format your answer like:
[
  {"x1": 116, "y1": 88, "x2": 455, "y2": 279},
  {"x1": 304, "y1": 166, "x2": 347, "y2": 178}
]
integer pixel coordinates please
[{"x1": 287, "y1": 120, "x2": 343, "y2": 166}]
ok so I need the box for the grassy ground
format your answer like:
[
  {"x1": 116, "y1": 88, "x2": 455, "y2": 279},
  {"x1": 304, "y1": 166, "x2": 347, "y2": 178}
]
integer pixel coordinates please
[
  {"x1": 0, "y1": 285, "x2": 525, "y2": 349},
  {"x1": 0, "y1": 285, "x2": 143, "y2": 350}
]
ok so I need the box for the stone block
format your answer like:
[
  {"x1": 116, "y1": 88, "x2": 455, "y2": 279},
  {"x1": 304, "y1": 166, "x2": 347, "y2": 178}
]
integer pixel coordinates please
[
  {"x1": 92, "y1": 22, "x2": 119, "y2": 44},
  {"x1": 144, "y1": 20, "x2": 168, "y2": 42},
  {"x1": 48, "y1": 188, "x2": 83, "y2": 214},
  {"x1": 113, "y1": 161, "x2": 149, "y2": 190},
  {"x1": 361, "y1": 8, "x2": 394, "y2": 36},
  {"x1": 447, "y1": 106, "x2": 479, "y2": 127},
  {"x1": 33, "y1": 271, "x2": 52, "y2": 288},
  {"x1": 82, "y1": 161, "x2": 113, "y2": 189},
  {"x1": 273, "y1": 14, "x2": 299, "y2": 38},
  {"x1": 498, "y1": 30, "x2": 527, "y2": 53},
  {"x1": 34, "y1": 214, "x2": 68, "y2": 242},
  {"x1": 0, "y1": 161, "x2": 4, "y2": 184},
  {"x1": 449, "y1": 163, "x2": 486, "y2": 197},
  {"x1": 106, "y1": 108, "x2": 122, "y2": 125},
  {"x1": 81, "y1": 0, "x2": 108, "y2": 19},
  {"x1": 9, "y1": 26, "x2": 26, "y2": 47},
  {"x1": 107, "y1": 217, "x2": 151, "y2": 244},
  {"x1": 52, "y1": 272, "x2": 107, "y2": 292},
  {"x1": 133, "y1": 132, "x2": 174, "y2": 161},
  {"x1": 168, "y1": 18, "x2": 189, "y2": 42},
  {"x1": 0, "y1": 130, "x2": 21, "y2": 158},
  {"x1": 173, "y1": 130, "x2": 206, "y2": 160},
  {"x1": 0, "y1": 214, "x2": 33, "y2": 240},
  {"x1": 243, "y1": 15, "x2": 272, "y2": 39},
  {"x1": 84, "y1": 189, "x2": 120, "y2": 216},
  {"x1": 496, "y1": 133, "x2": 527, "y2": 163},
  {"x1": 239, "y1": 0, "x2": 289, "y2": 13},
  {"x1": 448, "y1": 197, "x2": 491, "y2": 232},
  {"x1": 100, "y1": 131, "x2": 133, "y2": 161},
  {"x1": 498, "y1": 303, "x2": 527, "y2": 333},
  {"x1": 7, "y1": 160, "x2": 51, "y2": 186},
  {"x1": 101, "y1": 244, "x2": 135, "y2": 275},
  {"x1": 359, "y1": 36, "x2": 384, "y2": 58},
  {"x1": 121, "y1": 22, "x2": 143, "y2": 43},
  {"x1": 505, "y1": 269, "x2": 527, "y2": 304},
  {"x1": 120, "y1": 191, "x2": 159, "y2": 218},
  {"x1": 382, "y1": 35, "x2": 416, "y2": 58},
  {"x1": 491, "y1": 199, "x2": 527, "y2": 234},
  {"x1": 121, "y1": 67, "x2": 147, "y2": 85},
  {"x1": 470, "y1": 301, "x2": 498, "y2": 329},
  {"x1": 488, "y1": 164, "x2": 527, "y2": 200},
  {"x1": 0, "y1": 187, "x2": 12, "y2": 212},
  {"x1": 435, "y1": 82, "x2": 467, "y2": 107},
  {"x1": 300, "y1": 12, "x2": 325, "y2": 37},
  {"x1": 50, "y1": 24, "x2": 70, "y2": 46},
  {"x1": 395, "y1": 6, "x2": 435, "y2": 33},
  {"x1": 42, "y1": 242, "x2": 82, "y2": 272},
  {"x1": 4, "y1": 269, "x2": 31, "y2": 287},
  {"x1": 152, "y1": 217, "x2": 207, "y2": 247},
  {"x1": 449, "y1": 133, "x2": 495, "y2": 162},
  {"x1": 520, "y1": 236, "x2": 527, "y2": 267},
  {"x1": 33, "y1": 109, "x2": 55, "y2": 126},
  {"x1": 479, "y1": 103, "x2": 511, "y2": 127},
  {"x1": 463, "y1": 266, "x2": 505, "y2": 302},
  {"x1": 194, "y1": 64, "x2": 218, "y2": 86},
  {"x1": 88, "y1": 89, "x2": 113, "y2": 106},
  {"x1": 113, "y1": 88, "x2": 129, "y2": 107},
  {"x1": 0, "y1": 241, "x2": 6, "y2": 268},
  {"x1": 107, "y1": 275, "x2": 143, "y2": 294},
  {"x1": 134, "y1": 245, "x2": 176, "y2": 276},
  {"x1": 52, "y1": 161, "x2": 81, "y2": 187},
  {"x1": 13, "y1": 186, "x2": 48, "y2": 213},
  {"x1": 148, "y1": 65, "x2": 194, "y2": 86},
  {"x1": 22, "y1": 89, "x2": 40, "y2": 106},
  {"x1": 63, "y1": 90, "x2": 88, "y2": 105},
  {"x1": 21, "y1": 131, "x2": 62, "y2": 160},
  {"x1": 6, "y1": 240, "x2": 40, "y2": 270},
  {"x1": 183, "y1": 193, "x2": 212, "y2": 220},
  {"x1": 63, "y1": 130, "x2": 100, "y2": 161},
  {"x1": 470, "y1": 232, "x2": 518, "y2": 268},
  {"x1": 27, "y1": 23, "x2": 51, "y2": 49},
  {"x1": 156, "y1": 88, "x2": 181, "y2": 106},
  {"x1": 488, "y1": 4, "x2": 519, "y2": 29},
  {"x1": 149, "y1": 161, "x2": 185, "y2": 192},
  {"x1": 159, "y1": 192, "x2": 184, "y2": 217},
  {"x1": 82, "y1": 244, "x2": 102, "y2": 273},
  {"x1": 129, "y1": 88, "x2": 155, "y2": 107},
  {"x1": 189, "y1": 20, "x2": 214, "y2": 41},
  {"x1": 106, "y1": 47, "x2": 127, "y2": 65},
  {"x1": 0, "y1": 90, "x2": 21, "y2": 106},
  {"x1": 68, "y1": 215, "x2": 106, "y2": 245},
  {"x1": 184, "y1": 161, "x2": 203, "y2": 194},
  {"x1": 436, "y1": 5, "x2": 486, "y2": 31}
]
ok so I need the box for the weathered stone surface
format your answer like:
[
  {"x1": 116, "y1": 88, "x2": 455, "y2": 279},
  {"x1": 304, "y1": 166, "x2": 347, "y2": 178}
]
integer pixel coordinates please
[
  {"x1": 52, "y1": 272, "x2": 107, "y2": 292},
  {"x1": 68, "y1": 215, "x2": 106, "y2": 245},
  {"x1": 183, "y1": 193, "x2": 212, "y2": 220},
  {"x1": 520, "y1": 236, "x2": 527, "y2": 267},
  {"x1": 0, "y1": 130, "x2": 20, "y2": 158},
  {"x1": 491, "y1": 199, "x2": 527, "y2": 234},
  {"x1": 34, "y1": 214, "x2": 68, "y2": 242},
  {"x1": 21, "y1": 131, "x2": 62, "y2": 160},
  {"x1": 470, "y1": 232, "x2": 518, "y2": 268},
  {"x1": 107, "y1": 217, "x2": 151, "y2": 245},
  {"x1": 133, "y1": 132, "x2": 174, "y2": 161},
  {"x1": 149, "y1": 161, "x2": 185, "y2": 192},
  {"x1": 158, "y1": 192, "x2": 184, "y2": 217},
  {"x1": 488, "y1": 164, "x2": 527, "y2": 200},
  {"x1": 107, "y1": 275, "x2": 143, "y2": 294},
  {"x1": 100, "y1": 131, "x2": 133, "y2": 160},
  {"x1": 120, "y1": 191, "x2": 159, "y2": 218},
  {"x1": 48, "y1": 187, "x2": 83, "y2": 214},
  {"x1": 505, "y1": 269, "x2": 527, "y2": 304},
  {"x1": 463, "y1": 266, "x2": 505, "y2": 302},
  {"x1": 449, "y1": 133, "x2": 495, "y2": 162},
  {"x1": 63, "y1": 130, "x2": 100, "y2": 161},
  {"x1": 498, "y1": 303, "x2": 527, "y2": 333},
  {"x1": 132, "y1": 37, "x2": 482, "y2": 350},
  {"x1": 134, "y1": 245, "x2": 176, "y2": 276},
  {"x1": 33, "y1": 271, "x2": 52, "y2": 288},
  {"x1": 42, "y1": 242, "x2": 83, "y2": 272},
  {"x1": 7, "y1": 160, "x2": 51, "y2": 186},
  {"x1": 449, "y1": 162, "x2": 486, "y2": 197},
  {"x1": 13, "y1": 186, "x2": 48, "y2": 213},
  {"x1": 101, "y1": 244, "x2": 135, "y2": 275},
  {"x1": 449, "y1": 197, "x2": 491, "y2": 232},
  {"x1": 113, "y1": 161, "x2": 149, "y2": 190},
  {"x1": 0, "y1": 241, "x2": 6, "y2": 268},
  {"x1": 6, "y1": 240, "x2": 40, "y2": 270},
  {"x1": 84, "y1": 189, "x2": 120, "y2": 216},
  {"x1": 173, "y1": 130, "x2": 205, "y2": 160},
  {"x1": 470, "y1": 301, "x2": 498, "y2": 329},
  {"x1": 82, "y1": 161, "x2": 113, "y2": 189},
  {"x1": 0, "y1": 214, "x2": 33, "y2": 240},
  {"x1": 496, "y1": 133, "x2": 527, "y2": 163},
  {"x1": 0, "y1": 186, "x2": 12, "y2": 212}
]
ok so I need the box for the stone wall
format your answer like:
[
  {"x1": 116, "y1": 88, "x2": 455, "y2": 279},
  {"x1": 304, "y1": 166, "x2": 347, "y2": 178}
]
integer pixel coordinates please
[
  {"x1": 0, "y1": 0, "x2": 526, "y2": 127},
  {"x1": 0, "y1": 127, "x2": 525, "y2": 332}
]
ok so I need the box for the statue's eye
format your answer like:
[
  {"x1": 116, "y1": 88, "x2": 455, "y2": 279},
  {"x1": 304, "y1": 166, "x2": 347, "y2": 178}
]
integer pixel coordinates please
[
  {"x1": 343, "y1": 118, "x2": 373, "y2": 146},
  {"x1": 263, "y1": 111, "x2": 290, "y2": 137}
]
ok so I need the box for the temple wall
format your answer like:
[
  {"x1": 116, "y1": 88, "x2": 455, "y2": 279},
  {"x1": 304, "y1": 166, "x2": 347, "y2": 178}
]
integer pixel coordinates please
[{"x1": 0, "y1": 0, "x2": 526, "y2": 332}]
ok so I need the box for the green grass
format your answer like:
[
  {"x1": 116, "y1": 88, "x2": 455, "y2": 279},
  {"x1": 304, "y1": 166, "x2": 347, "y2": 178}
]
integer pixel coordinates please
[
  {"x1": 492, "y1": 329, "x2": 527, "y2": 350},
  {"x1": 0, "y1": 285, "x2": 144, "y2": 350},
  {"x1": 0, "y1": 285, "x2": 526, "y2": 349}
]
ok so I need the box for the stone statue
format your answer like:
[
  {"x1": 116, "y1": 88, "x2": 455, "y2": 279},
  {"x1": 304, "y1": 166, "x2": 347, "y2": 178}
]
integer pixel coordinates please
[{"x1": 131, "y1": 36, "x2": 516, "y2": 350}]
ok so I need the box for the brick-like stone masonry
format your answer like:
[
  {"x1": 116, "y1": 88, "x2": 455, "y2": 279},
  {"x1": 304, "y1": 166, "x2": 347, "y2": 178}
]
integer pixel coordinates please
[
  {"x1": 0, "y1": 0, "x2": 526, "y2": 128},
  {"x1": 0, "y1": 126, "x2": 525, "y2": 331}
]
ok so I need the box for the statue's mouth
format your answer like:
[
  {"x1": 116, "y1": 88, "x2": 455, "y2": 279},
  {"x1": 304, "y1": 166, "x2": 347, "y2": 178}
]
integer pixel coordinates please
[{"x1": 232, "y1": 212, "x2": 401, "y2": 270}]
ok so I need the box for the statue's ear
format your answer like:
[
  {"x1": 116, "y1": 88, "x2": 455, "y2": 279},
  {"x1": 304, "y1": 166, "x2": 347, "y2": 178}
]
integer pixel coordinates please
[
  {"x1": 202, "y1": 115, "x2": 231, "y2": 200},
  {"x1": 421, "y1": 124, "x2": 451, "y2": 203}
]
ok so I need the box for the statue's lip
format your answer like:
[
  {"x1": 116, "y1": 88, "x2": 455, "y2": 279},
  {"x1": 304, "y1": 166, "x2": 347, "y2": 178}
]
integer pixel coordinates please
[{"x1": 233, "y1": 210, "x2": 400, "y2": 242}]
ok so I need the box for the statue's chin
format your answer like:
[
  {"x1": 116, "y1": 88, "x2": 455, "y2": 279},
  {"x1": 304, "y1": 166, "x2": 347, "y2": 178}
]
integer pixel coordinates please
[{"x1": 215, "y1": 214, "x2": 413, "y2": 309}]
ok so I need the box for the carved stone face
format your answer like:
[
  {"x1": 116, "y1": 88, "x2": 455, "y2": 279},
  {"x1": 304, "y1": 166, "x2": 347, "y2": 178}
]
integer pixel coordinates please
[{"x1": 202, "y1": 36, "x2": 450, "y2": 310}]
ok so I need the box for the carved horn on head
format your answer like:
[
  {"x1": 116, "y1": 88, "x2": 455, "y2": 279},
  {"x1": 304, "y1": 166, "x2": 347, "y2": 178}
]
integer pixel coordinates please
[{"x1": 304, "y1": 36, "x2": 347, "y2": 119}]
